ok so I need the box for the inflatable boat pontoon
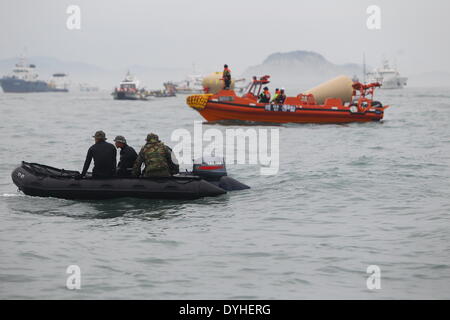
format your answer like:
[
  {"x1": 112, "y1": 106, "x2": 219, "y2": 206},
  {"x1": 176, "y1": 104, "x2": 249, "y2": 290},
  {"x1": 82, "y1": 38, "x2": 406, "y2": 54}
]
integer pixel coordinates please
[{"x1": 11, "y1": 161, "x2": 249, "y2": 200}]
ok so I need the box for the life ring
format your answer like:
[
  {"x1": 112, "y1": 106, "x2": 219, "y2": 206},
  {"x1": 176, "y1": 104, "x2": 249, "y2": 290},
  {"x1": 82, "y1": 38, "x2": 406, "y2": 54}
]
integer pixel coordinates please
[{"x1": 355, "y1": 99, "x2": 370, "y2": 113}]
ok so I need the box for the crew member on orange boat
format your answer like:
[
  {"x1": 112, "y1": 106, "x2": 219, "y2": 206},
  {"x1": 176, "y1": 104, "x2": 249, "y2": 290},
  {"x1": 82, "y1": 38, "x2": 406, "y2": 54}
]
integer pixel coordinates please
[
  {"x1": 258, "y1": 86, "x2": 271, "y2": 103},
  {"x1": 273, "y1": 88, "x2": 286, "y2": 106},
  {"x1": 271, "y1": 88, "x2": 280, "y2": 103},
  {"x1": 222, "y1": 64, "x2": 232, "y2": 89}
]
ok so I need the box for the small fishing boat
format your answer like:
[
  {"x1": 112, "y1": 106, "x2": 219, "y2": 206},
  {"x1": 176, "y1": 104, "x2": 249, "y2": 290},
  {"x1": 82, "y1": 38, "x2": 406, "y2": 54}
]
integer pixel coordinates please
[
  {"x1": 48, "y1": 73, "x2": 70, "y2": 92},
  {"x1": 148, "y1": 82, "x2": 177, "y2": 98},
  {"x1": 112, "y1": 71, "x2": 149, "y2": 100},
  {"x1": 173, "y1": 74, "x2": 204, "y2": 94},
  {"x1": 11, "y1": 161, "x2": 249, "y2": 200},
  {"x1": 186, "y1": 75, "x2": 389, "y2": 124}
]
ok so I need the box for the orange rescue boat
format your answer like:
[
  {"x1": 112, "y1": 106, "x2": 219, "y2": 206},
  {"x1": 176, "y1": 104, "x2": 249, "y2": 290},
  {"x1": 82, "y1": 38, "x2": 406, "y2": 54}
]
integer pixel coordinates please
[{"x1": 186, "y1": 75, "x2": 389, "y2": 124}]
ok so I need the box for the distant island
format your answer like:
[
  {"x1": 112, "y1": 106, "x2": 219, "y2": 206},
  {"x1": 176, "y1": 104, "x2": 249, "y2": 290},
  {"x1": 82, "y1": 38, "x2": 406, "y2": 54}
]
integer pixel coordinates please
[{"x1": 243, "y1": 50, "x2": 365, "y2": 90}]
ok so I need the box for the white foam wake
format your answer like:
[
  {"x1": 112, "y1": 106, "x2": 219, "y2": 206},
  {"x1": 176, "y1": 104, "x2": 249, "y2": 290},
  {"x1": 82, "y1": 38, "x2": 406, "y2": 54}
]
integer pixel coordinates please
[{"x1": 2, "y1": 193, "x2": 22, "y2": 197}]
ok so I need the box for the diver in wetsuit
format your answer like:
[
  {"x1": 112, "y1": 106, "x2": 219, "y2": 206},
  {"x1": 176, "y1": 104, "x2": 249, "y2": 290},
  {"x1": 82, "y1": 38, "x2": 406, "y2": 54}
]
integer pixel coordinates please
[
  {"x1": 80, "y1": 131, "x2": 117, "y2": 179},
  {"x1": 114, "y1": 135, "x2": 138, "y2": 177}
]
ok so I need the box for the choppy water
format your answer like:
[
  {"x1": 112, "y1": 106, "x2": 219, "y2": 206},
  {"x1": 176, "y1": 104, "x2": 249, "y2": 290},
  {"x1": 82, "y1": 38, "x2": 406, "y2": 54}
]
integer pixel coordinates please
[{"x1": 1, "y1": 88, "x2": 450, "y2": 299}]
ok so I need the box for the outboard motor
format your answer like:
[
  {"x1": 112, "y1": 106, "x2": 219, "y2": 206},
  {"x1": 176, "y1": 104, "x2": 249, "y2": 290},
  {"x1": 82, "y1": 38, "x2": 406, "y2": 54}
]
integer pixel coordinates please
[
  {"x1": 192, "y1": 157, "x2": 249, "y2": 191},
  {"x1": 193, "y1": 158, "x2": 227, "y2": 181}
]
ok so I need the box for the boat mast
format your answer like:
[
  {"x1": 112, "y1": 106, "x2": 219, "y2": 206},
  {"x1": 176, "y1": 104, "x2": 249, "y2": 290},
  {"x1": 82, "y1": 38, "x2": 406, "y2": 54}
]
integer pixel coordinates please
[{"x1": 363, "y1": 52, "x2": 366, "y2": 84}]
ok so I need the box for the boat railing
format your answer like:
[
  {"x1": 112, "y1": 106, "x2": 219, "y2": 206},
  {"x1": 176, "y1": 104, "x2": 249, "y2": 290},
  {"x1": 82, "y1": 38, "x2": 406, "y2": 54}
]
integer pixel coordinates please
[
  {"x1": 352, "y1": 82, "x2": 380, "y2": 100},
  {"x1": 244, "y1": 75, "x2": 271, "y2": 98}
]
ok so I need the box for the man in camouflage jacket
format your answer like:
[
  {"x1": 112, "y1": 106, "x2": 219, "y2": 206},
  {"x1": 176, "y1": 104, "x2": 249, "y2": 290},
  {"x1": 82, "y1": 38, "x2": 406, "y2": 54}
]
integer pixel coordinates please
[{"x1": 133, "y1": 133, "x2": 176, "y2": 177}]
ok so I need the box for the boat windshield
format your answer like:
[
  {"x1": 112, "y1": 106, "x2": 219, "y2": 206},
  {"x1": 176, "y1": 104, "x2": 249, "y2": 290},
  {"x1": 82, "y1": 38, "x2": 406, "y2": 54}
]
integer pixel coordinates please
[
  {"x1": 243, "y1": 75, "x2": 270, "y2": 98},
  {"x1": 120, "y1": 83, "x2": 136, "y2": 89}
]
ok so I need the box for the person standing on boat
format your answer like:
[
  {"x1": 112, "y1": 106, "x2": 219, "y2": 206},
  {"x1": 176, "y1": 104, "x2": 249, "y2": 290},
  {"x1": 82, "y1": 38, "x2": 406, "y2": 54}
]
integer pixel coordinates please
[
  {"x1": 258, "y1": 87, "x2": 271, "y2": 103},
  {"x1": 133, "y1": 133, "x2": 173, "y2": 178},
  {"x1": 114, "y1": 135, "x2": 138, "y2": 177},
  {"x1": 80, "y1": 131, "x2": 117, "y2": 179},
  {"x1": 222, "y1": 64, "x2": 232, "y2": 90}
]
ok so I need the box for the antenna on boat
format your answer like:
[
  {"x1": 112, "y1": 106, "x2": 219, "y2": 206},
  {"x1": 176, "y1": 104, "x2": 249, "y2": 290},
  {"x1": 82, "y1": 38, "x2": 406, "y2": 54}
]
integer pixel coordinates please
[
  {"x1": 17, "y1": 47, "x2": 28, "y2": 66},
  {"x1": 363, "y1": 52, "x2": 366, "y2": 84}
]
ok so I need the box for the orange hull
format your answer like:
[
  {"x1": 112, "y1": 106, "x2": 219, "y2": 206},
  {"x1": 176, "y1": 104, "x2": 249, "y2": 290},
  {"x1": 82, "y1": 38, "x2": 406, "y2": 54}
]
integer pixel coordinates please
[{"x1": 187, "y1": 90, "x2": 388, "y2": 124}]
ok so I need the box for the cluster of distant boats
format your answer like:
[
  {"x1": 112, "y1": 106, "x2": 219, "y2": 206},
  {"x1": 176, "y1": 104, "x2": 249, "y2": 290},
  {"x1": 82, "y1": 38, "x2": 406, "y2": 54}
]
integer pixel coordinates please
[
  {"x1": 0, "y1": 55, "x2": 207, "y2": 98},
  {"x1": 0, "y1": 55, "x2": 408, "y2": 95},
  {"x1": 111, "y1": 72, "x2": 245, "y2": 100},
  {"x1": 112, "y1": 71, "x2": 180, "y2": 100}
]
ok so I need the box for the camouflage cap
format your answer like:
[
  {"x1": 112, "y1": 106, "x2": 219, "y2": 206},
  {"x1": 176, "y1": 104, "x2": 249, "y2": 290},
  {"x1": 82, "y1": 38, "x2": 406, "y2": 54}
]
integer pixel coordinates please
[
  {"x1": 114, "y1": 135, "x2": 127, "y2": 144},
  {"x1": 93, "y1": 130, "x2": 106, "y2": 140},
  {"x1": 146, "y1": 133, "x2": 159, "y2": 142}
]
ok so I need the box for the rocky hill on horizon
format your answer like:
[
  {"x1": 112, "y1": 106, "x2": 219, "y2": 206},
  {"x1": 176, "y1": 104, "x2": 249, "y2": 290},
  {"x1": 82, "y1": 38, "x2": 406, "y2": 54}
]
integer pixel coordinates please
[{"x1": 243, "y1": 50, "x2": 365, "y2": 91}]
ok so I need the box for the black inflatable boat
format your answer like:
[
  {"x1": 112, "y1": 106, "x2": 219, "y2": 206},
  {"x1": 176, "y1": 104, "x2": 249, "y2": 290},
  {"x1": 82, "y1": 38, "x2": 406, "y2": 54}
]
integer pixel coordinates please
[{"x1": 11, "y1": 161, "x2": 249, "y2": 200}]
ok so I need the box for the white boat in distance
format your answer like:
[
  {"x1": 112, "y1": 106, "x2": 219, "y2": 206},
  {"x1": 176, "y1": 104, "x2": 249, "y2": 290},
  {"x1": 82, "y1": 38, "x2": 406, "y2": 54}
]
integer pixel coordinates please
[
  {"x1": 173, "y1": 74, "x2": 204, "y2": 94},
  {"x1": 112, "y1": 71, "x2": 149, "y2": 100},
  {"x1": 366, "y1": 59, "x2": 408, "y2": 89}
]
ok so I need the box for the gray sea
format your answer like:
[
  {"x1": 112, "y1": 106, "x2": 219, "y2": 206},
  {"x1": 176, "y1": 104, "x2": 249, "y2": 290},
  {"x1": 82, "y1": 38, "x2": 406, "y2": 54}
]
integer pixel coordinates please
[{"x1": 1, "y1": 87, "x2": 449, "y2": 299}]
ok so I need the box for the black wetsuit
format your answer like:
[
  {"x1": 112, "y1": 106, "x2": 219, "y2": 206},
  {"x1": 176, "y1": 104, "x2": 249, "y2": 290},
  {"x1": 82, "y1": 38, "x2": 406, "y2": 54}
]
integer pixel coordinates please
[
  {"x1": 117, "y1": 144, "x2": 138, "y2": 177},
  {"x1": 81, "y1": 140, "x2": 117, "y2": 178}
]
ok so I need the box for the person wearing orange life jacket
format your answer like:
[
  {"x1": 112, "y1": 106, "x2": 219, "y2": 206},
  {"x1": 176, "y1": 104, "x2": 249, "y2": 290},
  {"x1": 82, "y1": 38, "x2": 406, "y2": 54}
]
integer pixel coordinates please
[
  {"x1": 222, "y1": 64, "x2": 232, "y2": 89},
  {"x1": 258, "y1": 86, "x2": 271, "y2": 103}
]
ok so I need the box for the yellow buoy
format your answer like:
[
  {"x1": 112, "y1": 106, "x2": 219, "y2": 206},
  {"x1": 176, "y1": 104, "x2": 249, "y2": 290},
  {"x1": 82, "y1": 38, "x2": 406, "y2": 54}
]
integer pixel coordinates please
[
  {"x1": 202, "y1": 72, "x2": 235, "y2": 94},
  {"x1": 305, "y1": 75, "x2": 354, "y2": 105}
]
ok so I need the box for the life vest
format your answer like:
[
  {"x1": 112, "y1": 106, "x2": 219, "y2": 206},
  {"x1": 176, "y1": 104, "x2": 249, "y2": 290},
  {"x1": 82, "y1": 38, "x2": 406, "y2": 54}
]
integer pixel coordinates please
[
  {"x1": 277, "y1": 93, "x2": 286, "y2": 104},
  {"x1": 259, "y1": 90, "x2": 271, "y2": 103},
  {"x1": 223, "y1": 68, "x2": 231, "y2": 81},
  {"x1": 271, "y1": 93, "x2": 279, "y2": 102}
]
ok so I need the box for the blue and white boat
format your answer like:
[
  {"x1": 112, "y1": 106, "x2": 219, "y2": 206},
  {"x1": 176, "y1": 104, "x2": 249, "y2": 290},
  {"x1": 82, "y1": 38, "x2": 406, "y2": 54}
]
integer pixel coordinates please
[{"x1": 0, "y1": 56, "x2": 69, "y2": 93}]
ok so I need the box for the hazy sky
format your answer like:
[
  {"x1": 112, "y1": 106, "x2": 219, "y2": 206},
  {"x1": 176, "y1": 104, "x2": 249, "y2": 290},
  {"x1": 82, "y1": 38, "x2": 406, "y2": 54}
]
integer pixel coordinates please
[{"x1": 1, "y1": 0, "x2": 449, "y2": 75}]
